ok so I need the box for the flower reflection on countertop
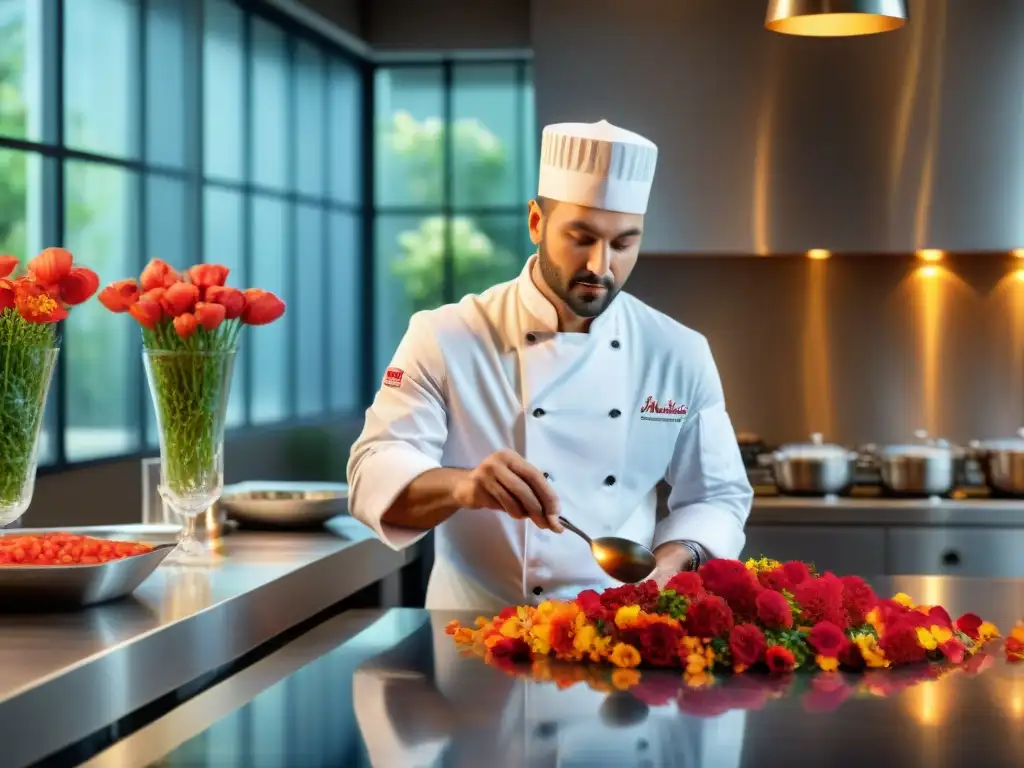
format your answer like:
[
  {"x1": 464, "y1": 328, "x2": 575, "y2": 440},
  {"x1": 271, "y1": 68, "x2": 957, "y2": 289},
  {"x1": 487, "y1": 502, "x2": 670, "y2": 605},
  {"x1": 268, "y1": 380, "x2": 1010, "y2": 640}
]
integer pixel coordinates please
[{"x1": 458, "y1": 645, "x2": 997, "y2": 719}]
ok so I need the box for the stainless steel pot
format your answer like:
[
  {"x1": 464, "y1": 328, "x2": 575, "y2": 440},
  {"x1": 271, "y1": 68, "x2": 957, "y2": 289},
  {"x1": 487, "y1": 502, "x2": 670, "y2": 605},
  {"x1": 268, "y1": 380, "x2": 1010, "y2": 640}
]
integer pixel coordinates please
[
  {"x1": 771, "y1": 433, "x2": 858, "y2": 495},
  {"x1": 864, "y1": 430, "x2": 960, "y2": 497},
  {"x1": 970, "y1": 428, "x2": 1024, "y2": 496}
]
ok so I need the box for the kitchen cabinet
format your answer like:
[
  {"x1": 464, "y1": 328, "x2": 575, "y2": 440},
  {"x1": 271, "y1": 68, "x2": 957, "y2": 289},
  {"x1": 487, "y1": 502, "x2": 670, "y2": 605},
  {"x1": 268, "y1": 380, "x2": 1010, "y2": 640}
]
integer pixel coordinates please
[
  {"x1": 742, "y1": 525, "x2": 886, "y2": 576},
  {"x1": 886, "y1": 527, "x2": 1024, "y2": 579}
]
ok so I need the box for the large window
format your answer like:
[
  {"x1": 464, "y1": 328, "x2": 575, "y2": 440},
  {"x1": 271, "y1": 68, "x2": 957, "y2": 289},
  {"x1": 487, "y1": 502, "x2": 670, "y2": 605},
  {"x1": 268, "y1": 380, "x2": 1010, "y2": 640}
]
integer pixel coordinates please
[
  {"x1": 0, "y1": 0, "x2": 367, "y2": 466},
  {"x1": 373, "y1": 60, "x2": 536, "y2": 375}
]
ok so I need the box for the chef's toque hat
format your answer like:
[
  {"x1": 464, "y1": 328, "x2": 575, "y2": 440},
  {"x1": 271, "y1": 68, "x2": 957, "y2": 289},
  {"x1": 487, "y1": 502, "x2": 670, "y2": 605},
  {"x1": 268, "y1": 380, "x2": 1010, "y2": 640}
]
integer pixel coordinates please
[{"x1": 537, "y1": 119, "x2": 658, "y2": 215}]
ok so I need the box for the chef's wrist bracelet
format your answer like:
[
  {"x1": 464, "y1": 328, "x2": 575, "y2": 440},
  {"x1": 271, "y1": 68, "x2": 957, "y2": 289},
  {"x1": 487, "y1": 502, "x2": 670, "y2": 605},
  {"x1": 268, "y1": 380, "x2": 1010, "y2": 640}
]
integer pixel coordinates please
[{"x1": 676, "y1": 540, "x2": 704, "y2": 571}]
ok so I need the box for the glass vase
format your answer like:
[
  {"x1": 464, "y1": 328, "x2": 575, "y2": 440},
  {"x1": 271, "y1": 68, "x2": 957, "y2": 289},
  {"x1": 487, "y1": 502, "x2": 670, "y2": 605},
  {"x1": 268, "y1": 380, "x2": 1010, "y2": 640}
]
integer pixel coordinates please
[
  {"x1": 0, "y1": 346, "x2": 58, "y2": 527},
  {"x1": 143, "y1": 349, "x2": 235, "y2": 562}
]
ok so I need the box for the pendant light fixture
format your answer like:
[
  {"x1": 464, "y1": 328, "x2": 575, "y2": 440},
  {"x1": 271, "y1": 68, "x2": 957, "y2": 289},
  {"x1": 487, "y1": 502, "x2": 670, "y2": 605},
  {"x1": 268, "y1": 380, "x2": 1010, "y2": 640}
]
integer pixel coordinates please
[{"x1": 765, "y1": 0, "x2": 908, "y2": 37}]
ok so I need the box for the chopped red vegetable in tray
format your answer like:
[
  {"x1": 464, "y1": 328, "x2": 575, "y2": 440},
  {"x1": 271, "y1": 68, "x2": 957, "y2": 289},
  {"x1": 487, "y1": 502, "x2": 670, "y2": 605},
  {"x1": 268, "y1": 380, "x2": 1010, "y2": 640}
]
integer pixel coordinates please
[{"x1": 0, "y1": 533, "x2": 154, "y2": 566}]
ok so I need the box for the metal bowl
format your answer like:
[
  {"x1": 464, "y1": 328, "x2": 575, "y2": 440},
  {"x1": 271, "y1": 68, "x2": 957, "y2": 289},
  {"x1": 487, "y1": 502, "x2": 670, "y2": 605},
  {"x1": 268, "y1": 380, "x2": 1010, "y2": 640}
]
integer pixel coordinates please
[
  {"x1": 218, "y1": 481, "x2": 349, "y2": 529},
  {"x1": 0, "y1": 541, "x2": 174, "y2": 611}
]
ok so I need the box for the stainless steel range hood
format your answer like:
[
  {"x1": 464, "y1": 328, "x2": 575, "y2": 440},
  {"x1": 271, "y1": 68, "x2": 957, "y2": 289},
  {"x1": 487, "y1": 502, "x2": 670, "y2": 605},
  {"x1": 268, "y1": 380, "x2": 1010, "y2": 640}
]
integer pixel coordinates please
[{"x1": 532, "y1": 0, "x2": 1024, "y2": 253}]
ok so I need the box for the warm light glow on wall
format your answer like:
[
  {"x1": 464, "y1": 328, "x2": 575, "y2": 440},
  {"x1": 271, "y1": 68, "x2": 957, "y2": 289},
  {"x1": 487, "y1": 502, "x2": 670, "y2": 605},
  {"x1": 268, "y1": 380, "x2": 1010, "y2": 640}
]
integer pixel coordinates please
[
  {"x1": 807, "y1": 249, "x2": 831, "y2": 260},
  {"x1": 917, "y1": 249, "x2": 943, "y2": 263},
  {"x1": 1013, "y1": 248, "x2": 1024, "y2": 260}
]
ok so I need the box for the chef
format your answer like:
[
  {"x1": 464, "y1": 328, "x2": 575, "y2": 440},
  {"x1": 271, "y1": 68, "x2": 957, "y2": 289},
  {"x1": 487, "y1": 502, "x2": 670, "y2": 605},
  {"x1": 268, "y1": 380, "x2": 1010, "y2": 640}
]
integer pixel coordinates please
[{"x1": 347, "y1": 119, "x2": 752, "y2": 612}]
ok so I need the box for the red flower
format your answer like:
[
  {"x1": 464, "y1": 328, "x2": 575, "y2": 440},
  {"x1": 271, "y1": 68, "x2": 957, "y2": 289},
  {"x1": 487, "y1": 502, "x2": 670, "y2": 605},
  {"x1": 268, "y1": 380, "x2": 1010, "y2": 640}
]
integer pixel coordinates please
[
  {"x1": 840, "y1": 575, "x2": 878, "y2": 626},
  {"x1": 955, "y1": 613, "x2": 983, "y2": 640},
  {"x1": 497, "y1": 606, "x2": 517, "y2": 621},
  {"x1": 489, "y1": 637, "x2": 531, "y2": 661},
  {"x1": 27, "y1": 247, "x2": 73, "y2": 286},
  {"x1": 765, "y1": 645, "x2": 796, "y2": 673},
  {"x1": 549, "y1": 616, "x2": 575, "y2": 655},
  {"x1": 782, "y1": 560, "x2": 811, "y2": 586},
  {"x1": 926, "y1": 605, "x2": 953, "y2": 629},
  {"x1": 698, "y1": 559, "x2": 762, "y2": 620},
  {"x1": 14, "y1": 280, "x2": 67, "y2": 323},
  {"x1": 665, "y1": 571, "x2": 705, "y2": 599},
  {"x1": 755, "y1": 589, "x2": 793, "y2": 630},
  {"x1": 205, "y1": 285, "x2": 246, "y2": 319},
  {"x1": 878, "y1": 621, "x2": 927, "y2": 664},
  {"x1": 0, "y1": 255, "x2": 18, "y2": 279},
  {"x1": 161, "y1": 282, "x2": 200, "y2": 317},
  {"x1": 188, "y1": 263, "x2": 229, "y2": 289},
  {"x1": 1006, "y1": 636, "x2": 1024, "y2": 663},
  {"x1": 637, "y1": 621, "x2": 684, "y2": 667},
  {"x1": 98, "y1": 279, "x2": 141, "y2": 312},
  {"x1": 601, "y1": 581, "x2": 659, "y2": 612},
  {"x1": 574, "y1": 589, "x2": 611, "y2": 623},
  {"x1": 241, "y1": 288, "x2": 286, "y2": 325},
  {"x1": 729, "y1": 623, "x2": 767, "y2": 667},
  {"x1": 757, "y1": 568, "x2": 792, "y2": 593},
  {"x1": 129, "y1": 299, "x2": 163, "y2": 330},
  {"x1": 174, "y1": 313, "x2": 198, "y2": 339},
  {"x1": 687, "y1": 595, "x2": 735, "y2": 638},
  {"x1": 793, "y1": 572, "x2": 847, "y2": 627},
  {"x1": 940, "y1": 637, "x2": 966, "y2": 665},
  {"x1": 59, "y1": 267, "x2": 99, "y2": 306},
  {"x1": 838, "y1": 640, "x2": 865, "y2": 670},
  {"x1": 0, "y1": 279, "x2": 14, "y2": 312},
  {"x1": 807, "y1": 621, "x2": 848, "y2": 657},
  {"x1": 140, "y1": 258, "x2": 178, "y2": 291},
  {"x1": 194, "y1": 301, "x2": 226, "y2": 331}
]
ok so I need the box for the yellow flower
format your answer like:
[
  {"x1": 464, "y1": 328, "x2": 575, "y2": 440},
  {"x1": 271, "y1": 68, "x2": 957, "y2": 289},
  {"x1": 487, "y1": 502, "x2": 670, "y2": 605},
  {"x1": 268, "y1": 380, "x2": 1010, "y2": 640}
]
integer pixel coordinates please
[
  {"x1": 892, "y1": 592, "x2": 914, "y2": 608},
  {"x1": 500, "y1": 617, "x2": 521, "y2": 639},
  {"x1": 915, "y1": 625, "x2": 953, "y2": 651},
  {"x1": 589, "y1": 635, "x2": 613, "y2": 662},
  {"x1": 855, "y1": 634, "x2": 890, "y2": 668},
  {"x1": 816, "y1": 655, "x2": 839, "y2": 673},
  {"x1": 1011, "y1": 623, "x2": 1024, "y2": 643},
  {"x1": 573, "y1": 623, "x2": 597, "y2": 654},
  {"x1": 978, "y1": 621, "x2": 1001, "y2": 642},
  {"x1": 611, "y1": 669, "x2": 641, "y2": 690},
  {"x1": 529, "y1": 624, "x2": 551, "y2": 655},
  {"x1": 609, "y1": 642, "x2": 642, "y2": 668},
  {"x1": 865, "y1": 608, "x2": 884, "y2": 635},
  {"x1": 453, "y1": 627, "x2": 474, "y2": 643},
  {"x1": 615, "y1": 605, "x2": 641, "y2": 629},
  {"x1": 745, "y1": 556, "x2": 782, "y2": 574}
]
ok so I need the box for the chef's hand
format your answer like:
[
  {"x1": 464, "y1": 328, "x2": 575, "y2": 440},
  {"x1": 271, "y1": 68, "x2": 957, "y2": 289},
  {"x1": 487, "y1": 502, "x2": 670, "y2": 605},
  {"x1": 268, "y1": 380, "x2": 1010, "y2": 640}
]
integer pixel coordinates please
[
  {"x1": 650, "y1": 542, "x2": 695, "y2": 589},
  {"x1": 452, "y1": 449, "x2": 563, "y2": 532}
]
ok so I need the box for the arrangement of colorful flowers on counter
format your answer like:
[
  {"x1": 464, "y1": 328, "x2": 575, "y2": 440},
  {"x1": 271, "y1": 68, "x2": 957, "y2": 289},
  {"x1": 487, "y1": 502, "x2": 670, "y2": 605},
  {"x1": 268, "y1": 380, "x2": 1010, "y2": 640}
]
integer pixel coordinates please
[
  {"x1": 98, "y1": 258, "x2": 285, "y2": 351},
  {"x1": 447, "y1": 557, "x2": 1008, "y2": 681},
  {"x1": 1, "y1": 248, "x2": 99, "y2": 328}
]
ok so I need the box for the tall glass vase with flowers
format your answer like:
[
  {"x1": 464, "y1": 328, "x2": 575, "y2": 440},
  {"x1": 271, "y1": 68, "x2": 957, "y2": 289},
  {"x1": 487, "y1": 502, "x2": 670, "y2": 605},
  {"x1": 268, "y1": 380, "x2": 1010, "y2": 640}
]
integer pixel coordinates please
[
  {"x1": 99, "y1": 259, "x2": 285, "y2": 561},
  {"x1": 0, "y1": 249, "x2": 99, "y2": 526}
]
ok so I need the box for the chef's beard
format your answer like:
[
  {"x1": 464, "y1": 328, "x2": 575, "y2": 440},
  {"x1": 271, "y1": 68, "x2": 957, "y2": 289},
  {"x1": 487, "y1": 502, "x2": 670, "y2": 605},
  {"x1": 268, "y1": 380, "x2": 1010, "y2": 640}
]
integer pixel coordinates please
[{"x1": 537, "y1": 241, "x2": 618, "y2": 318}]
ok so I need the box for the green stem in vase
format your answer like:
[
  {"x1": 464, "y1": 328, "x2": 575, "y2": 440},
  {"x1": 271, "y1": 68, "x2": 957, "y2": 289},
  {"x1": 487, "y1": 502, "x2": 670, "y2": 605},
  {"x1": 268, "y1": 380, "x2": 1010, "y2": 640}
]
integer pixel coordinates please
[
  {"x1": 143, "y1": 320, "x2": 238, "y2": 500},
  {"x1": 0, "y1": 309, "x2": 58, "y2": 507}
]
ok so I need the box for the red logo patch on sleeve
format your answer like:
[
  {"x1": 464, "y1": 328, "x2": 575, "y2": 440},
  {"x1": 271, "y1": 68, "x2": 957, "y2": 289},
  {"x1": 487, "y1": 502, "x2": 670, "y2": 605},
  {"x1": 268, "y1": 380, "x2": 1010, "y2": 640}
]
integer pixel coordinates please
[{"x1": 383, "y1": 367, "x2": 404, "y2": 388}]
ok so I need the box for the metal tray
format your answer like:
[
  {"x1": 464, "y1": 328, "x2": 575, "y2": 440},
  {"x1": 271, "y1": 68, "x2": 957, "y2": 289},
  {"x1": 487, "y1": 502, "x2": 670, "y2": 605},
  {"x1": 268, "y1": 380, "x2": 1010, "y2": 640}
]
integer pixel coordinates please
[
  {"x1": 0, "y1": 532, "x2": 175, "y2": 611},
  {"x1": 218, "y1": 481, "x2": 349, "y2": 529}
]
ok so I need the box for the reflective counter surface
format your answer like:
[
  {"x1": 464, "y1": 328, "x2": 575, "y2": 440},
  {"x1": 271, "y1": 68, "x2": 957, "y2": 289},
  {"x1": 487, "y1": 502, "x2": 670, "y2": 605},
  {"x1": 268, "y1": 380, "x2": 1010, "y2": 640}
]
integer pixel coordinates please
[{"x1": 86, "y1": 576, "x2": 1024, "y2": 768}]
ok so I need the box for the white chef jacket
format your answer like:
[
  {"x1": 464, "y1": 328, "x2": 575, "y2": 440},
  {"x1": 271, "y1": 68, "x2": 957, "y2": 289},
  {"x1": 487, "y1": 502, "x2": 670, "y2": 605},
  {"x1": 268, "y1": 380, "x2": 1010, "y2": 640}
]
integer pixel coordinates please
[
  {"x1": 347, "y1": 254, "x2": 752, "y2": 611},
  {"x1": 353, "y1": 613, "x2": 748, "y2": 768}
]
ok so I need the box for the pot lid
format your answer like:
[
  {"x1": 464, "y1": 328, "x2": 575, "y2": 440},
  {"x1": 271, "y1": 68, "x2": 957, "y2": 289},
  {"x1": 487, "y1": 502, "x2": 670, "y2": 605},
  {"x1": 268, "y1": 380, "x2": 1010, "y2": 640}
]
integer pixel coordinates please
[
  {"x1": 776, "y1": 432, "x2": 850, "y2": 459},
  {"x1": 973, "y1": 427, "x2": 1024, "y2": 451},
  {"x1": 879, "y1": 429, "x2": 954, "y2": 458}
]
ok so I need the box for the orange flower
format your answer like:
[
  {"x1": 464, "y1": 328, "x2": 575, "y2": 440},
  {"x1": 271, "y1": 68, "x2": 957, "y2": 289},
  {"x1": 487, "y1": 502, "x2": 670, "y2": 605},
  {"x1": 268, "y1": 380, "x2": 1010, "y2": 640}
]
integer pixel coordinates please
[
  {"x1": 205, "y1": 285, "x2": 246, "y2": 319},
  {"x1": 140, "y1": 258, "x2": 178, "y2": 291},
  {"x1": 98, "y1": 279, "x2": 141, "y2": 312},
  {"x1": 161, "y1": 282, "x2": 200, "y2": 317},
  {"x1": 0, "y1": 255, "x2": 18, "y2": 279},
  {"x1": 194, "y1": 301, "x2": 226, "y2": 331},
  {"x1": 15, "y1": 280, "x2": 67, "y2": 323},
  {"x1": 129, "y1": 299, "x2": 163, "y2": 330},
  {"x1": 609, "y1": 643, "x2": 641, "y2": 668},
  {"x1": 59, "y1": 267, "x2": 100, "y2": 306},
  {"x1": 27, "y1": 247, "x2": 73, "y2": 286},
  {"x1": 445, "y1": 620, "x2": 461, "y2": 636},
  {"x1": 0, "y1": 279, "x2": 14, "y2": 312},
  {"x1": 174, "y1": 313, "x2": 199, "y2": 339},
  {"x1": 188, "y1": 263, "x2": 229, "y2": 289},
  {"x1": 241, "y1": 288, "x2": 285, "y2": 325}
]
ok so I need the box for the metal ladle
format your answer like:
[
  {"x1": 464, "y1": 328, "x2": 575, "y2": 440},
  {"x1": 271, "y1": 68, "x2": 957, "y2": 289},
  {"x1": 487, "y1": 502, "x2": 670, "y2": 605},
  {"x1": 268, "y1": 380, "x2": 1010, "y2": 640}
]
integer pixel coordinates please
[{"x1": 558, "y1": 516, "x2": 657, "y2": 584}]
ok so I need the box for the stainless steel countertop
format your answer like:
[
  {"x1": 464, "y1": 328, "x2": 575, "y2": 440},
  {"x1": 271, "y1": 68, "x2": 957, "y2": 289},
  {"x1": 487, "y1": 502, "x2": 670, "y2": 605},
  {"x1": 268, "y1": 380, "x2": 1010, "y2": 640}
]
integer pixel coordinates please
[
  {"x1": 751, "y1": 496, "x2": 1024, "y2": 526},
  {"x1": 0, "y1": 518, "x2": 419, "y2": 768},
  {"x1": 85, "y1": 576, "x2": 1024, "y2": 768}
]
